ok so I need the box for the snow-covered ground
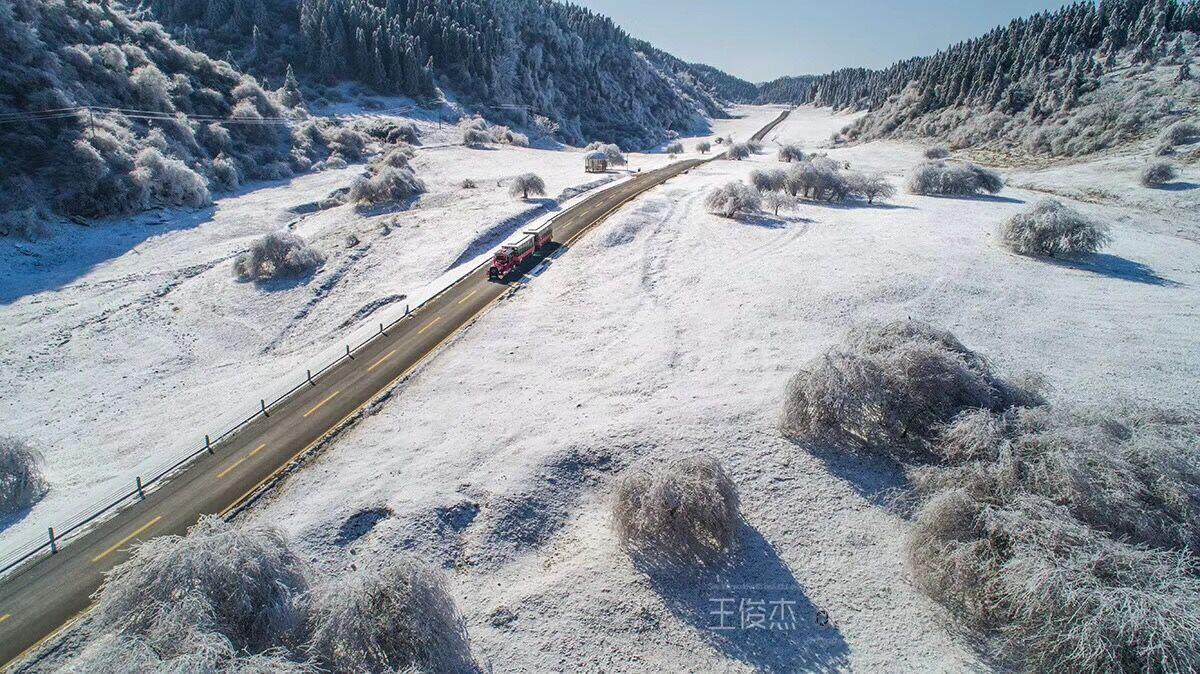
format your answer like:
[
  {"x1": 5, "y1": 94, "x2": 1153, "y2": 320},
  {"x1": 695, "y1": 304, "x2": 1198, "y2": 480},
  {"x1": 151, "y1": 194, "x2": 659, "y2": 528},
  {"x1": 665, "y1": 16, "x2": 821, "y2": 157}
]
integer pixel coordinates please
[
  {"x1": 235, "y1": 106, "x2": 1200, "y2": 670},
  {"x1": 0, "y1": 106, "x2": 785, "y2": 561}
]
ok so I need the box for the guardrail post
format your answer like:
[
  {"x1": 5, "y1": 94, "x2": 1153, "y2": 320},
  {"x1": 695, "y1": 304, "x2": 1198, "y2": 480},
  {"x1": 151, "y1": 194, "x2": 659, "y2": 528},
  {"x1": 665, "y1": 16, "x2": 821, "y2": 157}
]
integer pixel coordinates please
[
  {"x1": 379, "y1": 322, "x2": 385, "y2": 335},
  {"x1": 260, "y1": 399, "x2": 268, "y2": 417},
  {"x1": 205, "y1": 434, "x2": 213, "y2": 454},
  {"x1": 49, "y1": 527, "x2": 57, "y2": 554},
  {"x1": 307, "y1": 369, "x2": 314, "y2": 386},
  {"x1": 345, "y1": 344, "x2": 352, "y2": 359},
  {"x1": 405, "y1": 304, "x2": 410, "y2": 316},
  {"x1": 136, "y1": 476, "x2": 145, "y2": 500}
]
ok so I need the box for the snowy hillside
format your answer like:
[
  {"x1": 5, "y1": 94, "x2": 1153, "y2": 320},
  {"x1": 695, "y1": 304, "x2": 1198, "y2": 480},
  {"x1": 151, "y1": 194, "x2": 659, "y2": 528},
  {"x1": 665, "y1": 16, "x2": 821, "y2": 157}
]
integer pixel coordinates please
[{"x1": 30, "y1": 105, "x2": 1193, "y2": 670}]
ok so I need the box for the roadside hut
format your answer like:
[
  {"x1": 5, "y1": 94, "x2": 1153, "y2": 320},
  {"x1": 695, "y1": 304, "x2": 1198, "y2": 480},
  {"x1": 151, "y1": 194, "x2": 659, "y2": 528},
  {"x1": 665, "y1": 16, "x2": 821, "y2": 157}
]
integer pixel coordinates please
[{"x1": 584, "y1": 150, "x2": 608, "y2": 173}]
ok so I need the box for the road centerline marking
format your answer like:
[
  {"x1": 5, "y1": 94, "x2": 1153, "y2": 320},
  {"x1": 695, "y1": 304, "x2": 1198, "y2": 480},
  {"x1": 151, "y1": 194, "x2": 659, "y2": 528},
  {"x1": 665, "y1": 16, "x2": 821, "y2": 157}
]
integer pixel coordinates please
[
  {"x1": 216, "y1": 443, "x2": 266, "y2": 479},
  {"x1": 368, "y1": 350, "x2": 396, "y2": 372},
  {"x1": 417, "y1": 316, "x2": 442, "y2": 334},
  {"x1": 457, "y1": 289, "x2": 478, "y2": 304},
  {"x1": 303, "y1": 391, "x2": 339, "y2": 418},
  {"x1": 91, "y1": 516, "x2": 162, "y2": 563}
]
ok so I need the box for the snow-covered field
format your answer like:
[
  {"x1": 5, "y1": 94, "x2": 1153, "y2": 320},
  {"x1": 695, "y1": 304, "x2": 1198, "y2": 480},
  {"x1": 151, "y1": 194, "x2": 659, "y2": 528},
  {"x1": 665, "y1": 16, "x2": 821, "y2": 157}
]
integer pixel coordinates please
[
  {"x1": 0, "y1": 106, "x2": 785, "y2": 560},
  {"x1": 235, "y1": 106, "x2": 1200, "y2": 670}
]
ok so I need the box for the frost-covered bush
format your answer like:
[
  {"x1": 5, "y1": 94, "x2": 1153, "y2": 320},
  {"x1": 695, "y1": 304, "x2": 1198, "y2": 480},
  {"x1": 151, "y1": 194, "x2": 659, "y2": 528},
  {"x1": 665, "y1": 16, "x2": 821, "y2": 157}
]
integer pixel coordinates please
[
  {"x1": 1140, "y1": 161, "x2": 1178, "y2": 187},
  {"x1": 704, "y1": 181, "x2": 761, "y2": 217},
  {"x1": 696, "y1": 140, "x2": 712, "y2": 154},
  {"x1": 746, "y1": 139, "x2": 764, "y2": 154},
  {"x1": 462, "y1": 127, "x2": 492, "y2": 147},
  {"x1": 924, "y1": 145, "x2": 951, "y2": 159},
  {"x1": 350, "y1": 166, "x2": 426, "y2": 208},
  {"x1": 377, "y1": 146, "x2": 415, "y2": 170},
  {"x1": 612, "y1": 454, "x2": 741, "y2": 564},
  {"x1": 999, "y1": 199, "x2": 1111, "y2": 258},
  {"x1": 778, "y1": 144, "x2": 805, "y2": 162},
  {"x1": 324, "y1": 127, "x2": 367, "y2": 161},
  {"x1": 906, "y1": 406, "x2": 1200, "y2": 672},
  {"x1": 780, "y1": 320, "x2": 1042, "y2": 458},
  {"x1": 133, "y1": 148, "x2": 212, "y2": 208},
  {"x1": 308, "y1": 555, "x2": 474, "y2": 673},
  {"x1": 1161, "y1": 121, "x2": 1200, "y2": 147},
  {"x1": 665, "y1": 141, "x2": 684, "y2": 155},
  {"x1": 494, "y1": 126, "x2": 530, "y2": 147},
  {"x1": 0, "y1": 436, "x2": 50, "y2": 515},
  {"x1": 234, "y1": 232, "x2": 325, "y2": 281},
  {"x1": 0, "y1": 207, "x2": 49, "y2": 241},
  {"x1": 726, "y1": 143, "x2": 751, "y2": 160},
  {"x1": 90, "y1": 516, "x2": 311, "y2": 657},
  {"x1": 907, "y1": 160, "x2": 1004, "y2": 196},
  {"x1": 784, "y1": 157, "x2": 853, "y2": 202},
  {"x1": 749, "y1": 168, "x2": 787, "y2": 193},
  {"x1": 461, "y1": 178, "x2": 477, "y2": 189},
  {"x1": 509, "y1": 173, "x2": 546, "y2": 200}
]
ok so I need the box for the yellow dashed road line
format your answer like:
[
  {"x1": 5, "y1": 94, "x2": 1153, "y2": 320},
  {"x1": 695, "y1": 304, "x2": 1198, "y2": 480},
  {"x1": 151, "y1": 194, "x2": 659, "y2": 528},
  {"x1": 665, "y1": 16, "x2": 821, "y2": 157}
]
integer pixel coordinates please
[
  {"x1": 91, "y1": 516, "x2": 162, "y2": 563},
  {"x1": 216, "y1": 443, "x2": 266, "y2": 479},
  {"x1": 303, "y1": 391, "x2": 340, "y2": 418},
  {"x1": 368, "y1": 350, "x2": 396, "y2": 372},
  {"x1": 417, "y1": 317, "x2": 442, "y2": 334}
]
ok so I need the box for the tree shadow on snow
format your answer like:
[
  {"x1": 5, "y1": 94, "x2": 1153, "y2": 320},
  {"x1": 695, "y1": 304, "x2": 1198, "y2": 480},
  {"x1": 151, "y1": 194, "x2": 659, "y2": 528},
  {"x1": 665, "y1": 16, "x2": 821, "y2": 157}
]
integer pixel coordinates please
[
  {"x1": 735, "y1": 214, "x2": 816, "y2": 229},
  {"x1": 1156, "y1": 181, "x2": 1200, "y2": 191},
  {"x1": 923, "y1": 193, "x2": 1025, "y2": 205},
  {"x1": 1, "y1": 205, "x2": 217, "y2": 306},
  {"x1": 814, "y1": 201, "x2": 917, "y2": 211},
  {"x1": 1045, "y1": 253, "x2": 1180, "y2": 287},
  {"x1": 636, "y1": 524, "x2": 850, "y2": 672},
  {"x1": 789, "y1": 438, "x2": 911, "y2": 513}
]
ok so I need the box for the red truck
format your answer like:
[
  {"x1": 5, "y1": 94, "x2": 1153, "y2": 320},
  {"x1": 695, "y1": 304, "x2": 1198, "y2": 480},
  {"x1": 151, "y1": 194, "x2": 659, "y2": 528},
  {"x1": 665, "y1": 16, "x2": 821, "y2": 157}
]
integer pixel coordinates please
[{"x1": 488, "y1": 221, "x2": 554, "y2": 280}]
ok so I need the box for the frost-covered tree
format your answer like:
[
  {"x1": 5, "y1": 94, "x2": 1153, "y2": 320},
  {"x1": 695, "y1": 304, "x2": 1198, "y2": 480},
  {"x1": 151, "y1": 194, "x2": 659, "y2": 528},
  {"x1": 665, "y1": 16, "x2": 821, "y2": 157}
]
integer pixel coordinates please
[
  {"x1": 704, "y1": 181, "x2": 761, "y2": 217},
  {"x1": 851, "y1": 173, "x2": 897, "y2": 204},
  {"x1": 907, "y1": 160, "x2": 1004, "y2": 196},
  {"x1": 586, "y1": 142, "x2": 627, "y2": 166},
  {"x1": 509, "y1": 173, "x2": 546, "y2": 200},
  {"x1": 749, "y1": 168, "x2": 787, "y2": 192},
  {"x1": 665, "y1": 141, "x2": 684, "y2": 154},
  {"x1": 762, "y1": 191, "x2": 797, "y2": 216},
  {"x1": 777, "y1": 144, "x2": 805, "y2": 162},
  {"x1": 278, "y1": 64, "x2": 304, "y2": 108},
  {"x1": 726, "y1": 143, "x2": 751, "y2": 160},
  {"x1": 696, "y1": 140, "x2": 712, "y2": 154}
]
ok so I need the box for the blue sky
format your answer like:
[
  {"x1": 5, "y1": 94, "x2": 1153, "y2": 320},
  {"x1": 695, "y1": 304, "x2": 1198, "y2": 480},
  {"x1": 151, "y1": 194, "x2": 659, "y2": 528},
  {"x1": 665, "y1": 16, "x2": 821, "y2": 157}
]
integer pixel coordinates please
[{"x1": 572, "y1": 0, "x2": 1079, "y2": 82}]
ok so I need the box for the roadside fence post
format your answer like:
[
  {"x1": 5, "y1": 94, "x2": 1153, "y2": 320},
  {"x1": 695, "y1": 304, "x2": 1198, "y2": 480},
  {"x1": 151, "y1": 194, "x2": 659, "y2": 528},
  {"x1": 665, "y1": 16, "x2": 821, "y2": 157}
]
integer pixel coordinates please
[
  {"x1": 261, "y1": 399, "x2": 268, "y2": 417},
  {"x1": 345, "y1": 344, "x2": 352, "y2": 359},
  {"x1": 405, "y1": 304, "x2": 409, "y2": 316},
  {"x1": 136, "y1": 476, "x2": 145, "y2": 500},
  {"x1": 205, "y1": 434, "x2": 213, "y2": 454},
  {"x1": 379, "y1": 322, "x2": 385, "y2": 335},
  {"x1": 49, "y1": 527, "x2": 57, "y2": 554},
  {"x1": 307, "y1": 369, "x2": 314, "y2": 386}
]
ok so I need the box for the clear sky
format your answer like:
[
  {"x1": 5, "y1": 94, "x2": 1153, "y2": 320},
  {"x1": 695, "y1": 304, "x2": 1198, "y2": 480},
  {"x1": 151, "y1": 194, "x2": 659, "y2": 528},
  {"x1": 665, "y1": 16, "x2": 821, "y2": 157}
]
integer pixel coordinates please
[{"x1": 572, "y1": 0, "x2": 1080, "y2": 82}]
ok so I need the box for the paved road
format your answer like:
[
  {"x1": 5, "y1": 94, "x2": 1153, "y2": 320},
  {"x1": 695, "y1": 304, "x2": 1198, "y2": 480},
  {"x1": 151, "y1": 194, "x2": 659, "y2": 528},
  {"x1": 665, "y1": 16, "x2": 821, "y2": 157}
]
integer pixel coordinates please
[{"x1": 0, "y1": 108, "x2": 790, "y2": 667}]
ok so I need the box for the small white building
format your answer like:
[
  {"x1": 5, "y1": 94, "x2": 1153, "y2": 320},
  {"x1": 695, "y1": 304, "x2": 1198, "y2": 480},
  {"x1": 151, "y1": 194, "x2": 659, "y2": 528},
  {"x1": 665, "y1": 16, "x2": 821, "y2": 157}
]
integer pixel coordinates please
[{"x1": 584, "y1": 150, "x2": 608, "y2": 173}]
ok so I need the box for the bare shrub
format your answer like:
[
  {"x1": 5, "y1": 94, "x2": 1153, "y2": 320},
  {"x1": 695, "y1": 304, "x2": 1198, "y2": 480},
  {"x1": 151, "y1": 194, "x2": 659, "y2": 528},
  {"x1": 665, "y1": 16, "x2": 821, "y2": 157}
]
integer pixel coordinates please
[
  {"x1": 780, "y1": 320, "x2": 1041, "y2": 458},
  {"x1": 749, "y1": 168, "x2": 787, "y2": 193},
  {"x1": 90, "y1": 516, "x2": 311, "y2": 657},
  {"x1": 308, "y1": 555, "x2": 474, "y2": 673},
  {"x1": 696, "y1": 140, "x2": 712, "y2": 154},
  {"x1": 612, "y1": 454, "x2": 741, "y2": 564},
  {"x1": 726, "y1": 143, "x2": 751, "y2": 160},
  {"x1": 1140, "y1": 161, "x2": 1178, "y2": 187},
  {"x1": 509, "y1": 173, "x2": 546, "y2": 200},
  {"x1": 906, "y1": 406, "x2": 1200, "y2": 672},
  {"x1": 350, "y1": 166, "x2": 426, "y2": 208},
  {"x1": 665, "y1": 141, "x2": 684, "y2": 154},
  {"x1": 746, "y1": 139, "x2": 764, "y2": 154},
  {"x1": 907, "y1": 160, "x2": 1004, "y2": 196},
  {"x1": 0, "y1": 207, "x2": 49, "y2": 241},
  {"x1": 924, "y1": 145, "x2": 951, "y2": 159},
  {"x1": 704, "y1": 181, "x2": 761, "y2": 217},
  {"x1": 0, "y1": 436, "x2": 50, "y2": 515},
  {"x1": 234, "y1": 232, "x2": 325, "y2": 281},
  {"x1": 378, "y1": 146, "x2": 415, "y2": 169},
  {"x1": 999, "y1": 199, "x2": 1111, "y2": 258},
  {"x1": 777, "y1": 144, "x2": 805, "y2": 163},
  {"x1": 462, "y1": 127, "x2": 492, "y2": 147},
  {"x1": 461, "y1": 178, "x2": 477, "y2": 189}
]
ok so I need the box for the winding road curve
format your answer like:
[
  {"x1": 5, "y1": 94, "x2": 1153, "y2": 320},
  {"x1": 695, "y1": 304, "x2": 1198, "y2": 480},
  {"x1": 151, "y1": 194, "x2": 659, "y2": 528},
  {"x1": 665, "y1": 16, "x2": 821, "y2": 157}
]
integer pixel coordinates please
[{"x1": 0, "y1": 108, "x2": 791, "y2": 668}]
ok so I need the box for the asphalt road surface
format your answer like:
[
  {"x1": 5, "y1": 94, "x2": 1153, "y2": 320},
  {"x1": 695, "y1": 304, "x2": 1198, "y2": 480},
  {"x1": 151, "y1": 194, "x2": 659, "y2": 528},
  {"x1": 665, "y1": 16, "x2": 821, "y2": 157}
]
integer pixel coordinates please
[{"x1": 0, "y1": 107, "x2": 791, "y2": 668}]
